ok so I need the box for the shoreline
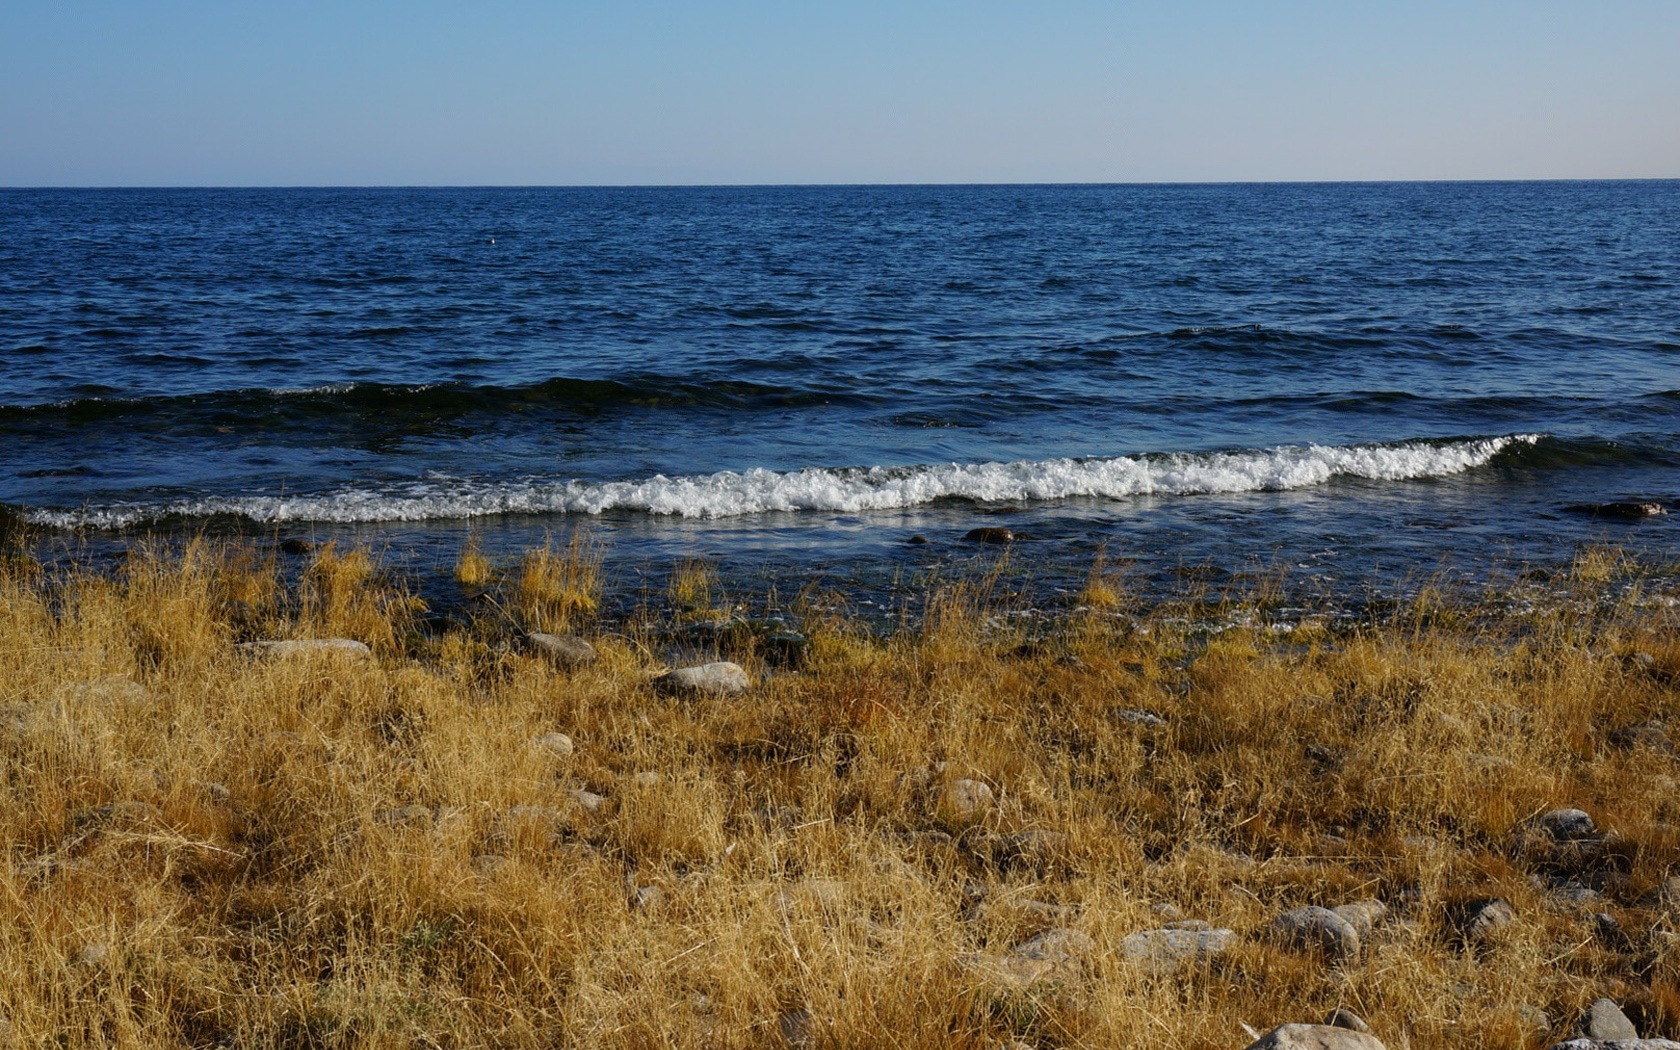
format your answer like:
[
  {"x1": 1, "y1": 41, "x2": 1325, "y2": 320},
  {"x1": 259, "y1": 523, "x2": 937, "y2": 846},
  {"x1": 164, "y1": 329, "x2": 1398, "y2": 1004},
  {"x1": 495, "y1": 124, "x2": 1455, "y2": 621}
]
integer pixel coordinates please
[{"x1": 1, "y1": 541, "x2": 1677, "y2": 1048}]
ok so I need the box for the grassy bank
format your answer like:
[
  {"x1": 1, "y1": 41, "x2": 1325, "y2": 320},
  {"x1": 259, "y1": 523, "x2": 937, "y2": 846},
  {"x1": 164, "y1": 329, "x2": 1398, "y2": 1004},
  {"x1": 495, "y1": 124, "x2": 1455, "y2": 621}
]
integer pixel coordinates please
[{"x1": 2, "y1": 540, "x2": 1678, "y2": 1049}]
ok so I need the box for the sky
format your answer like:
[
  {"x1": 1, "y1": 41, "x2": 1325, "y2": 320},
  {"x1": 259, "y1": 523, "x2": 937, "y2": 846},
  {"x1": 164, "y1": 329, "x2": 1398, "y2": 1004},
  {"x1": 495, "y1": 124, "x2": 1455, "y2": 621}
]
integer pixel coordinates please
[{"x1": 2, "y1": 1, "x2": 1676, "y2": 186}]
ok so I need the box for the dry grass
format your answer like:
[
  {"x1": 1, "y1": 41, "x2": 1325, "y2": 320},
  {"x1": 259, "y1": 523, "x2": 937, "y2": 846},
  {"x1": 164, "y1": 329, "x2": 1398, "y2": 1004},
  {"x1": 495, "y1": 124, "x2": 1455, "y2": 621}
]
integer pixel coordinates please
[{"x1": 1, "y1": 540, "x2": 1678, "y2": 1049}]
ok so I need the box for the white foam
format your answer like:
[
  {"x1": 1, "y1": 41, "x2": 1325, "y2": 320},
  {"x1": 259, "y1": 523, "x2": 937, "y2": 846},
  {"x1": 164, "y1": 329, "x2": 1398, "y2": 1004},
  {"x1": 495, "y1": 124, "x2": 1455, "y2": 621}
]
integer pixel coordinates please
[{"x1": 24, "y1": 434, "x2": 1539, "y2": 528}]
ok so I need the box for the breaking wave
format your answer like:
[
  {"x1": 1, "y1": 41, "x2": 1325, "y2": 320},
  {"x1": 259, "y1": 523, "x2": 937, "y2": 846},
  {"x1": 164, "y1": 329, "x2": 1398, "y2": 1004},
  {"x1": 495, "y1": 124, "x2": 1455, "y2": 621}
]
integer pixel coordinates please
[{"x1": 22, "y1": 435, "x2": 1541, "y2": 529}]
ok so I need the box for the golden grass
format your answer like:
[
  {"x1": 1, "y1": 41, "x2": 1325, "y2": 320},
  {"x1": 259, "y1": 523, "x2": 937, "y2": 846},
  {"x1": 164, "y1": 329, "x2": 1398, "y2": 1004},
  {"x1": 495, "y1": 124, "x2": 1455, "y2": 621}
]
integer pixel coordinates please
[{"x1": 0, "y1": 541, "x2": 1677, "y2": 1048}]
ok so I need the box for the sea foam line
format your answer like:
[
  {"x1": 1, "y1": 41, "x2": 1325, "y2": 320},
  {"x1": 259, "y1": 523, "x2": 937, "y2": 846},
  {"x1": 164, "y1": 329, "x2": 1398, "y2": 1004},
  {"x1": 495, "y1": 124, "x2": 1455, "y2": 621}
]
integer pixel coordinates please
[{"x1": 23, "y1": 435, "x2": 1540, "y2": 528}]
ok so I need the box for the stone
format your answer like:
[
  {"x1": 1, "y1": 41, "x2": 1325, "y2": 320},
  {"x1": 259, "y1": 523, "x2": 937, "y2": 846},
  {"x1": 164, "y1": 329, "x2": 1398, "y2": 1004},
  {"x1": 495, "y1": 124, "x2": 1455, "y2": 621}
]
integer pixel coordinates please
[
  {"x1": 964, "y1": 897, "x2": 1077, "y2": 927},
  {"x1": 777, "y1": 1009, "x2": 814, "y2": 1049},
  {"x1": 1243, "y1": 1023, "x2": 1387, "y2": 1050},
  {"x1": 964, "y1": 526, "x2": 1015, "y2": 544},
  {"x1": 1537, "y1": 809, "x2": 1599, "y2": 841},
  {"x1": 907, "y1": 534, "x2": 929, "y2": 545},
  {"x1": 940, "y1": 778, "x2": 995, "y2": 820},
  {"x1": 1120, "y1": 926, "x2": 1238, "y2": 974},
  {"x1": 1581, "y1": 999, "x2": 1639, "y2": 1041},
  {"x1": 1454, "y1": 897, "x2": 1516, "y2": 944},
  {"x1": 237, "y1": 638, "x2": 370, "y2": 659},
  {"x1": 1331, "y1": 900, "x2": 1389, "y2": 939},
  {"x1": 201, "y1": 781, "x2": 231, "y2": 804},
  {"x1": 632, "y1": 771, "x2": 663, "y2": 788},
  {"x1": 1011, "y1": 927, "x2": 1093, "y2": 965},
  {"x1": 997, "y1": 829, "x2": 1069, "y2": 869},
  {"x1": 374, "y1": 804, "x2": 433, "y2": 828},
  {"x1": 56, "y1": 676, "x2": 151, "y2": 707},
  {"x1": 570, "y1": 788, "x2": 607, "y2": 815},
  {"x1": 525, "y1": 632, "x2": 597, "y2": 669},
  {"x1": 630, "y1": 885, "x2": 666, "y2": 912},
  {"x1": 1271, "y1": 906, "x2": 1361, "y2": 961},
  {"x1": 659, "y1": 662, "x2": 752, "y2": 696},
  {"x1": 1324, "y1": 1009, "x2": 1371, "y2": 1033},
  {"x1": 1567, "y1": 501, "x2": 1667, "y2": 519},
  {"x1": 73, "y1": 942, "x2": 112, "y2": 969},
  {"x1": 1114, "y1": 708, "x2": 1167, "y2": 727},
  {"x1": 531, "y1": 732, "x2": 575, "y2": 757},
  {"x1": 1545, "y1": 1034, "x2": 1680, "y2": 1041},
  {"x1": 1609, "y1": 721, "x2": 1674, "y2": 753}
]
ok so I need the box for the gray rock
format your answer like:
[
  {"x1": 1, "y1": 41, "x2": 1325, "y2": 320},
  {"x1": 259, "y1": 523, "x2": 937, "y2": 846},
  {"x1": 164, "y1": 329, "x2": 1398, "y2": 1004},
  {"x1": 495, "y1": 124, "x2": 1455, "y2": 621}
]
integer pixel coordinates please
[
  {"x1": 1011, "y1": 927, "x2": 1093, "y2": 964},
  {"x1": 57, "y1": 676, "x2": 152, "y2": 707},
  {"x1": 1331, "y1": 900, "x2": 1389, "y2": 938},
  {"x1": 1243, "y1": 1023, "x2": 1387, "y2": 1050},
  {"x1": 237, "y1": 638, "x2": 370, "y2": 659},
  {"x1": 531, "y1": 732, "x2": 575, "y2": 757},
  {"x1": 570, "y1": 789, "x2": 607, "y2": 815},
  {"x1": 1581, "y1": 999, "x2": 1639, "y2": 1041},
  {"x1": 1271, "y1": 906, "x2": 1361, "y2": 961},
  {"x1": 1455, "y1": 897, "x2": 1517, "y2": 944},
  {"x1": 777, "y1": 1009, "x2": 813, "y2": 1049},
  {"x1": 997, "y1": 829, "x2": 1069, "y2": 869},
  {"x1": 374, "y1": 804, "x2": 433, "y2": 828},
  {"x1": 630, "y1": 885, "x2": 666, "y2": 912},
  {"x1": 1549, "y1": 1044, "x2": 1680, "y2": 1050},
  {"x1": 632, "y1": 770, "x2": 663, "y2": 788},
  {"x1": 1120, "y1": 926, "x2": 1238, "y2": 973},
  {"x1": 964, "y1": 527, "x2": 1015, "y2": 544},
  {"x1": 525, "y1": 632, "x2": 597, "y2": 669},
  {"x1": 941, "y1": 778, "x2": 995, "y2": 820},
  {"x1": 73, "y1": 941, "x2": 112, "y2": 969},
  {"x1": 1537, "y1": 808, "x2": 1598, "y2": 841},
  {"x1": 1114, "y1": 708, "x2": 1167, "y2": 728},
  {"x1": 660, "y1": 661, "x2": 752, "y2": 696},
  {"x1": 1609, "y1": 721, "x2": 1674, "y2": 753},
  {"x1": 1545, "y1": 1034, "x2": 1680, "y2": 1041},
  {"x1": 1324, "y1": 1009, "x2": 1372, "y2": 1033}
]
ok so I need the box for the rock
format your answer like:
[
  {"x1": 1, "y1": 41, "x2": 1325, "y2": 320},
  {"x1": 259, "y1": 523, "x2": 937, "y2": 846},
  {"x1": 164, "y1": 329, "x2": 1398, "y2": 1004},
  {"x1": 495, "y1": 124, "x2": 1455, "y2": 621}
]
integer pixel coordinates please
[
  {"x1": 1114, "y1": 708, "x2": 1167, "y2": 728},
  {"x1": 1453, "y1": 897, "x2": 1516, "y2": 945},
  {"x1": 525, "y1": 632, "x2": 597, "y2": 669},
  {"x1": 531, "y1": 732, "x2": 575, "y2": 757},
  {"x1": 1243, "y1": 1023, "x2": 1387, "y2": 1050},
  {"x1": 570, "y1": 788, "x2": 607, "y2": 815},
  {"x1": 964, "y1": 527, "x2": 1015, "y2": 544},
  {"x1": 1331, "y1": 900, "x2": 1389, "y2": 939},
  {"x1": 1609, "y1": 721, "x2": 1674, "y2": 753},
  {"x1": 1545, "y1": 1034, "x2": 1680, "y2": 1041},
  {"x1": 88, "y1": 800, "x2": 162, "y2": 827},
  {"x1": 277, "y1": 538, "x2": 315, "y2": 554},
  {"x1": 56, "y1": 676, "x2": 151, "y2": 707},
  {"x1": 630, "y1": 885, "x2": 666, "y2": 912},
  {"x1": 237, "y1": 638, "x2": 370, "y2": 659},
  {"x1": 374, "y1": 804, "x2": 433, "y2": 828},
  {"x1": 659, "y1": 662, "x2": 752, "y2": 696},
  {"x1": 1581, "y1": 999, "x2": 1639, "y2": 1041},
  {"x1": 632, "y1": 771, "x2": 663, "y2": 788},
  {"x1": 940, "y1": 778, "x2": 995, "y2": 820},
  {"x1": 1519, "y1": 1005, "x2": 1552, "y2": 1032},
  {"x1": 201, "y1": 781, "x2": 231, "y2": 804},
  {"x1": 965, "y1": 897, "x2": 1077, "y2": 927},
  {"x1": 1567, "y1": 501, "x2": 1667, "y2": 519},
  {"x1": 1120, "y1": 926, "x2": 1238, "y2": 973},
  {"x1": 777, "y1": 1009, "x2": 814, "y2": 1049},
  {"x1": 997, "y1": 829, "x2": 1069, "y2": 869},
  {"x1": 1012, "y1": 927, "x2": 1093, "y2": 964},
  {"x1": 73, "y1": 942, "x2": 112, "y2": 969},
  {"x1": 907, "y1": 534, "x2": 929, "y2": 545},
  {"x1": 1271, "y1": 906, "x2": 1361, "y2": 961},
  {"x1": 1537, "y1": 809, "x2": 1599, "y2": 840},
  {"x1": 1324, "y1": 1009, "x2": 1371, "y2": 1033}
]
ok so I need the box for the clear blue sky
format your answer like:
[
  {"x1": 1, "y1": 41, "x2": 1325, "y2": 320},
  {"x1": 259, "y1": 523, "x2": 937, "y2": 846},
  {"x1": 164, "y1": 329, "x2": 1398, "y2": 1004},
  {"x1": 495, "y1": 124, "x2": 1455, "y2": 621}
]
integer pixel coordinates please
[{"x1": 3, "y1": 0, "x2": 1676, "y2": 185}]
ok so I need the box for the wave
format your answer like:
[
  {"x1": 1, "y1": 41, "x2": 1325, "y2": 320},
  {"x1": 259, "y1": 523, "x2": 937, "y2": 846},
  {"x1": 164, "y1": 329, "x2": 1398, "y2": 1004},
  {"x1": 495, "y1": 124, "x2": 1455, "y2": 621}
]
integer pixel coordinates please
[
  {"x1": 21, "y1": 435, "x2": 1541, "y2": 529},
  {"x1": 0, "y1": 374, "x2": 878, "y2": 430}
]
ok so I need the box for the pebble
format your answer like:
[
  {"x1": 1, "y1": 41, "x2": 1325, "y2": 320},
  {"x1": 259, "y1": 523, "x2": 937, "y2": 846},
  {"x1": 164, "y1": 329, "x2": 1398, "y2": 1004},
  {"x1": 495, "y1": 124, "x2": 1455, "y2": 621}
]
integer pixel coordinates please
[
  {"x1": 1547, "y1": 1042, "x2": 1680, "y2": 1049},
  {"x1": 1243, "y1": 1023, "x2": 1387, "y2": 1050},
  {"x1": 633, "y1": 771, "x2": 663, "y2": 788},
  {"x1": 659, "y1": 662, "x2": 752, "y2": 696},
  {"x1": 1120, "y1": 926, "x2": 1238, "y2": 974},
  {"x1": 1608, "y1": 720, "x2": 1674, "y2": 753},
  {"x1": 1270, "y1": 906, "x2": 1361, "y2": 961},
  {"x1": 940, "y1": 778, "x2": 995, "y2": 820},
  {"x1": 777, "y1": 1009, "x2": 814, "y2": 1049},
  {"x1": 237, "y1": 638, "x2": 371, "y2": 659},
  {"x1": 1331, "y1": 900, "x2": 1389, "y2": 939},
  {"x1": 1581, "y1": 998, "x2": 1639, "y2": 1041},
  {"x1": 531, "y1": 732, "x2": 575, "y2": 757},
  {"x1": 630, "y1": 885, "x2": 666, "y2": 912},
  {"x1": 524, "y1": 632, "x2": 597, "y2": 669},
  {"x1": 963, "y1": 526, "x2": 1015, "y2": 544}
]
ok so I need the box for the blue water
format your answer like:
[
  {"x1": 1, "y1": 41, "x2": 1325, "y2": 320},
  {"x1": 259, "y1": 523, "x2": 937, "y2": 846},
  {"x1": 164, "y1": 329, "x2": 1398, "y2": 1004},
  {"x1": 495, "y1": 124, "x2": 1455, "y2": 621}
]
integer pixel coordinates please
[{"x1": 2, "y1": 183, "x2": 1676, "y2": 604}]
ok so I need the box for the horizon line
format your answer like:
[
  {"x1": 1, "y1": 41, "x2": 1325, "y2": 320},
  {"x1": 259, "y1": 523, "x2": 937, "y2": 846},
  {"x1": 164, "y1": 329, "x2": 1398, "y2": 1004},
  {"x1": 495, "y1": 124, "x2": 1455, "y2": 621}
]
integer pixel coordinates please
[{"x1": 4, "y1": 176, "x2": 1678, "y2": 191}]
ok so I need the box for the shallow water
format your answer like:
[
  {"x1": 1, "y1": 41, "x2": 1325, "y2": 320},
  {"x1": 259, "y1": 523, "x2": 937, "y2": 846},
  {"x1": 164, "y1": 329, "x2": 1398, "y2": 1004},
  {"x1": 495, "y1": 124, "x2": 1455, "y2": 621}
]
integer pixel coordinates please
[{"x1": 2, "y1": 183, "x2": 1676, "y2": 605}]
